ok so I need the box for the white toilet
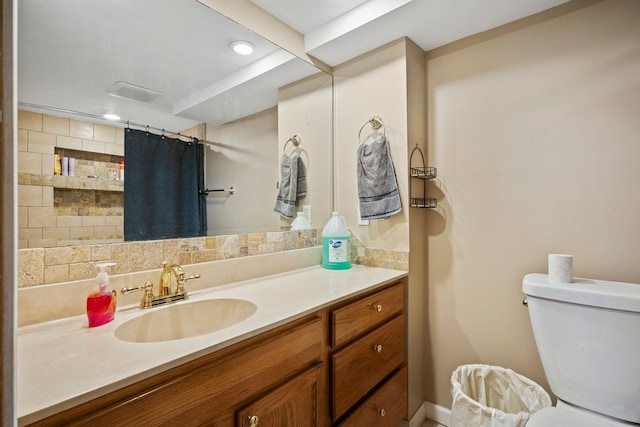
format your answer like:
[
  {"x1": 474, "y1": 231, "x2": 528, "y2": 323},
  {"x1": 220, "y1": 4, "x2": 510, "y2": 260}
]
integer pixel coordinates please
[{"x1": 523, "y1": 273, "x2": 640, "y2": 426}]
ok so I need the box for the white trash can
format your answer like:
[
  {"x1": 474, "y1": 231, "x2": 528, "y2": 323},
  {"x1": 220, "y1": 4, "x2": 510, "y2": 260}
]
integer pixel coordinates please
[{"x1": 450, "y1": 364, "x2": 551, "y2": 427}]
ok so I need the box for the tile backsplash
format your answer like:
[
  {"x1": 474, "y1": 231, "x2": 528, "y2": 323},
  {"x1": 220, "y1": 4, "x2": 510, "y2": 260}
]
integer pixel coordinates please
[
  {"x1": 18, "y1": 229, "x2": 321, "y2": 288},
  {"x1": 17, "y1": 228, "x2": 408, "y2": 326},
  {"x1": 17, "y1": 228, "x2": 409, "y2": 289}
]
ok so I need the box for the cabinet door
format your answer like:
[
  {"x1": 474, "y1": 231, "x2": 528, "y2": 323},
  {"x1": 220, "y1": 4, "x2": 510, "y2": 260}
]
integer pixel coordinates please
[
  {"x1": 338, "y1": 367, "x2": 407, "y2": 427},
  {"x1": 236, "y1": 365, "x2": 321, "y2": 427},
  {"x1": 331, "y1": 315, "x2": 405, "y2": 419}
]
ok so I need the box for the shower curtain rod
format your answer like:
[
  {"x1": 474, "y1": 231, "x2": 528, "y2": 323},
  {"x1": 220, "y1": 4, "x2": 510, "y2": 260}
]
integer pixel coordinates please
[{"x1": 18, "y1": 102, "x2": 220, "y2": 147}]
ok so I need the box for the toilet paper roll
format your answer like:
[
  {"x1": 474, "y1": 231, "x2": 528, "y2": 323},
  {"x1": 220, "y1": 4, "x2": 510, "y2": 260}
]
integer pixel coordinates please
[
  {"x1": 61, "y1": 157, "x2": 69, "y2": 176},
  {"x1": 548, "y1": 254, "x2": 573, "y2": 283}
]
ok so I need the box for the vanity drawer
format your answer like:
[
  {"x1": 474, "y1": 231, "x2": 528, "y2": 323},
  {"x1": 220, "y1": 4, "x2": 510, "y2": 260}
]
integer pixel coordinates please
[
  {"x1": 331, "y1": 314, "x2": 405, "y2": 419},
  {"x1": 338, "y1": 367, "x2": 407, "y2": 427},
  {"x1": 331, "y1": 282, "x2": 404, "y2": 347}
]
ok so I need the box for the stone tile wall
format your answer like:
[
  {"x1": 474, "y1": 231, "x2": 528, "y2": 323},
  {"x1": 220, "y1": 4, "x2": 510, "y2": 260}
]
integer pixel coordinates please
[
  {"x1": 18, "y1": 110, "x2": 125, "y2": 248},
  {"x1": 17, "y1": 228, "x2": 408, "y2": 288},
  {"x1": 349, "y1": 230, "x2": 409, "y2": 271},
  {"x1": 18, "y1": 229, "x2": 321, "y2": 288}
]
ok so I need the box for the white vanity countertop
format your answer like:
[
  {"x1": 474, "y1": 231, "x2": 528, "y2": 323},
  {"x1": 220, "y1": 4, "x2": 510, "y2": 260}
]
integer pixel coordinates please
[{"x1": 17, "y1": 264, "x2": 406, "y2": 425}]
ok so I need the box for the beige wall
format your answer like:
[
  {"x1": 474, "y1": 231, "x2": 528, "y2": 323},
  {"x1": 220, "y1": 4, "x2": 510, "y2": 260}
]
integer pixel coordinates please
[
  {"x1": 1, "y1": 1, "x2": 17, "y2": 422},
  {"x1": 206, "y1": 108, "x2": 281, "y2": 235},
  {"x1": 334, "y1": 39, "x2": 411, "y2": 252},
  {"x1": 278, "y1": 72, "x2": 334, "y2": 229},
  {"x1": 425, "y1": 0, "x2": 640, "y2": 407},
  {"x1": 205, "y1": 72, "x2": 334, "y2": 236},
  {"x1": 406, "y1": 39, "x2": 430, "y2": 418},
  {"x1": 334, "y1": 38, "x2": 426, "y2": 418}
]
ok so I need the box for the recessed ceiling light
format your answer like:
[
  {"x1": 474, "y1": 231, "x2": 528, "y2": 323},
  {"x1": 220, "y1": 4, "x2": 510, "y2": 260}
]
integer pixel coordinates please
[
  {"x1": 230, "y1": 41, "x2": 255, "y2": 55},
  {"x1": 103, "y1": 114, "x2": 121, "y2": 121}
]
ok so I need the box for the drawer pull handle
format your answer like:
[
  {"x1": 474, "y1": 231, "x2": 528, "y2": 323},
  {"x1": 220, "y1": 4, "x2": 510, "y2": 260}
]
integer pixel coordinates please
[
  {"x1": 372, "y1": 304, "x2": 383, "y2": 312},
  {"x1": 373, "y1": 344, "x2": 383, "y2": 353},
  {"x1": 248, "y1": 415, "x2": 259, "y2": 426},
  {"x1": 378, "y1": 408, "x2": 386, "y2": 417}
]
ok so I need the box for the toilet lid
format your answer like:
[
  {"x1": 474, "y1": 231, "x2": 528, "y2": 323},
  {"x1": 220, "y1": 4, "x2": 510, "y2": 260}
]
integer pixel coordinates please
[{"x1": 528, "y1": 407, "x2": 629, "y2": 427}]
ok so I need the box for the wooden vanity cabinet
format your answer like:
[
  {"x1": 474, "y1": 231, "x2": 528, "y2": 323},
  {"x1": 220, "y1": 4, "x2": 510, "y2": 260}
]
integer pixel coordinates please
[
  {"x1": 29, "y1": 316, "x2": 324, "y2": 427},
  {"x1": 26, "y1": 279, "x2": 407, "y2": 427},
  {"x1": 330, "y1": 282, "x2": 407, "y2": 425}
]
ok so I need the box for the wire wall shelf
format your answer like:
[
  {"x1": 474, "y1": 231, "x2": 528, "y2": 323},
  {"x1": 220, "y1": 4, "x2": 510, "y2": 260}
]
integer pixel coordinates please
[
  {"x1": 410, "y1": 197, "x2": 438, "y2": 209},
  {"x1": 410, "y1": 166, "x2": 437, "y2": 180},
  {"x1": 409, "y1": 146, "x2": 437, "y2": 209}
]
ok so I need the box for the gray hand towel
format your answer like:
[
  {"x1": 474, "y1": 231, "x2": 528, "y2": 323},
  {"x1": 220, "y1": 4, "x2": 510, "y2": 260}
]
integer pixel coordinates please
[
  {"x1": 357, "y1": 135, "x2": 401, "y2": 220},
  {"x1": 296, "y1": 154, "x2": 307, "y2": 198},
  {"x1": 274, "y1": 153, "x2": 298, "y2": 219}
]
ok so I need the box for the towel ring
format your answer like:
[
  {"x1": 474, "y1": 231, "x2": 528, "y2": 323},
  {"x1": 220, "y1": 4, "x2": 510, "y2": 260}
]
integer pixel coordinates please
[
  {"x1": 283, "y1": 134, "x2": 302, "y2": 153},
  {"x1": 297, "y1": 147, "x2": 310, "y2": 171},
  {"x1": 358, "y1": 114, "x2": 386, "y2": 144},
  {"x1": 283, "y1": 134, "x2": 310, "y2": 170}
]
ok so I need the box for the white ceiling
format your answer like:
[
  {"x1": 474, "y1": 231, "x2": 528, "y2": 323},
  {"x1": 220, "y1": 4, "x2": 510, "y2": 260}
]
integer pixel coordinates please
[
  {"x1": 18, "y1": 0, "x2": 569, "y2": 132},
  {"x1": 250, "y1": 0, "x2": 371, "y2": 34},
  {"x1": 253, "y1": 0, "x2": 570, "y2": 67},
  {"x1": 18, "y1": 0, "x2": 316, "y2": 130}
]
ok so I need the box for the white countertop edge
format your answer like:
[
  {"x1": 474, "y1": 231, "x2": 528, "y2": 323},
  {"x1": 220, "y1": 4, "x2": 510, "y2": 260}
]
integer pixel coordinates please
[{"x1": 18, "y1": 264, "x2": 407, "y2": 425}]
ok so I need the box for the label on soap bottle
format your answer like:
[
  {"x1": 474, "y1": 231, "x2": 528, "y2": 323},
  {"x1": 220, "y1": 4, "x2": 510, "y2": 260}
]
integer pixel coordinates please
[{"x1": 327, "y1": 238, "x2": 349, "y2": 262}]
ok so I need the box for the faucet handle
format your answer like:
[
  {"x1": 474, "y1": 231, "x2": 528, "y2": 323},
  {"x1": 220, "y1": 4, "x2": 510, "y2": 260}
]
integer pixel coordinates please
[
  {"x1": 121, "y1": 281, "x2": 155, "y2": 309},
  {"x1": 174, "y1": 268, "x2": 200, "y2": 296}
]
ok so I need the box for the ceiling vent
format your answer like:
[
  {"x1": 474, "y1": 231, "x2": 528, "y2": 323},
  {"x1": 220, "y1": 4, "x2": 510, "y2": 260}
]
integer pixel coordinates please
[{"x1": 106, "y1": 81, "x2": 164, "y2": 103}]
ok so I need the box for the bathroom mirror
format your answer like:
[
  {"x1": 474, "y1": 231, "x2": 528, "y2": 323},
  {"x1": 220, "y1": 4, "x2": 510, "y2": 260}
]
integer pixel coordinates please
[{"x1": 17, "y1": 0, "x2": 333, "y2": 248}]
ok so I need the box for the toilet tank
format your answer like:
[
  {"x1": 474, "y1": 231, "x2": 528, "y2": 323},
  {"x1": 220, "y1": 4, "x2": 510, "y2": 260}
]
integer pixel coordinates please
[{"x1": 523, "y1": 273, "x2": 640, "y2": 424}]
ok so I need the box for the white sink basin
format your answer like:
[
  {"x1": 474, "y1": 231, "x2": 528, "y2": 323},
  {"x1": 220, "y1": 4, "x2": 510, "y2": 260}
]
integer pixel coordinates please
[{"x1": 115, "y1": 298, "x2": 257, "y2": 343}]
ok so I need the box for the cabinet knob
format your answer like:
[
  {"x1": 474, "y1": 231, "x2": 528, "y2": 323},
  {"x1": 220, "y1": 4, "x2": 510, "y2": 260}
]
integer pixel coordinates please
[
  {"x1": 248, "y1": 415, "x2": 259, "y2": 426},
  {"x1": 372, "y1": 304, "x2": 383, "y2": 312},
  {"x1": 373, "y1": 344, "x2": 383, "y2": 353},
  {"x1": 378, "y1": 408, "x2": 386, "y2": 417}
]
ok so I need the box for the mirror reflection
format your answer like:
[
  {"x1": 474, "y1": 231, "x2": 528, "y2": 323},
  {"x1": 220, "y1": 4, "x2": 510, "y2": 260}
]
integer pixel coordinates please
[{"x1": 17, "y1": 0, "x2": 332, "y2": 249}]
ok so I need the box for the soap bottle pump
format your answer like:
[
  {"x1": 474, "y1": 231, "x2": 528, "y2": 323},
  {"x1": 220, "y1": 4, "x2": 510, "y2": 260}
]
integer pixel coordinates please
[{"x1": 87, "y1": 263, "x2": 117, "y2": 327}]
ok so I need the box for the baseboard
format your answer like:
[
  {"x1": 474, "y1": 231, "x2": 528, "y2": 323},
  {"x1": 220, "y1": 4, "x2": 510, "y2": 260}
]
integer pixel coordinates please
[
  {"x1": 403, "y1": 401, "x2": 451, "y2": 427},
  {"x1": 398, "y1": 401, "x2": 426, "y2": 427},
  {"x1": 424, "y1": 401, "x2": 451, "y2": 426}
]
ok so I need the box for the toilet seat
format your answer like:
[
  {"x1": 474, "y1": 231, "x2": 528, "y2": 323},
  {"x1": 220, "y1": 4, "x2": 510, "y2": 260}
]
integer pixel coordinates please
[{"x1": 528, "y1": 405, "x2": 635, "y2": 427}]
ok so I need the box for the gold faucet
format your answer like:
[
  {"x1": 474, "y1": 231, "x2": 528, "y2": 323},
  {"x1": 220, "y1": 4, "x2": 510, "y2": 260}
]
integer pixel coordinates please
[
  {"x1": 121, "y1": 261, "x2": 200, "y2": 309},
  {"x1": 159, "y1": 261, "x2": 173, "y2": 297}
]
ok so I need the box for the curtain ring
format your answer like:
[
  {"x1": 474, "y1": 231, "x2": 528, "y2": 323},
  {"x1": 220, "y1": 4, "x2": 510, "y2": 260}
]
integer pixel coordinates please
[
  {"x1": 145, "y1": 125, "x2": 150, "y2": 135},
  {"x1": 161, "y1": 129, "x2": 166, "y2": 139}
]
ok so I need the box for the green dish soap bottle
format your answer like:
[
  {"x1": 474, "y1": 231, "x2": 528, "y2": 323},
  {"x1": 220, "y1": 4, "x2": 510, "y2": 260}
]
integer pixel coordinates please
[{"x1": 322, "y1": 212, "x2": 351, "y2": 270}]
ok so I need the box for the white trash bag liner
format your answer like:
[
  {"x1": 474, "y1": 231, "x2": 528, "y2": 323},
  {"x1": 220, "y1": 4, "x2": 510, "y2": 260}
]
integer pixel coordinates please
[{"x1": 451, "y1": 364, "x2": 551, "y2": 427}]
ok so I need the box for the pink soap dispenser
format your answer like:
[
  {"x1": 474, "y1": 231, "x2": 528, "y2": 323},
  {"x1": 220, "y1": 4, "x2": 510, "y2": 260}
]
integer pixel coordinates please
[{"x1": 87, "y1": 263, "x2": 117, "y2": 327}]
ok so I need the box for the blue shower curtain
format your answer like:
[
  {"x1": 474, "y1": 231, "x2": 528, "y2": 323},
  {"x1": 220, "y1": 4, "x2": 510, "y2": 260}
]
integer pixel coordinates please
[{"x1": 124, "y1": 129, "x2": 207, "y2": 241}]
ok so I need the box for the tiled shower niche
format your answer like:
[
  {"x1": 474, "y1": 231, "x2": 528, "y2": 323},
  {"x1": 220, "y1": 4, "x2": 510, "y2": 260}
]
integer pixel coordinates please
[{"x1": 18, "y1": 110, "x2": 126, "y2": 248}]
